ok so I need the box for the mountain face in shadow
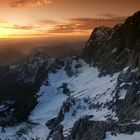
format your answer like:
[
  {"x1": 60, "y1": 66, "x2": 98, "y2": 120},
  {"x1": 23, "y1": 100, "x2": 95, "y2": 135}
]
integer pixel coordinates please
[{"x1": 82, "y1": 11, "x2": 140, "y2": 75}]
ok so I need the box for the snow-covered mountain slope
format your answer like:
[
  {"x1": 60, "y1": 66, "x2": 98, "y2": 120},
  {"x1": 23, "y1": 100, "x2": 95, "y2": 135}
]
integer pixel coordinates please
[
  {"x1": 0, "y1": 58, "x2": 119, "y2": 139},
  {"x1": 0, "y1": 49, "x2": 66, "y2": 128},
  {"x1": 61, "y1": 63, "x2": 119, "y2": 135},
  {"x1": 1, "y1": 57, "x2": 139, "y2": 140}
]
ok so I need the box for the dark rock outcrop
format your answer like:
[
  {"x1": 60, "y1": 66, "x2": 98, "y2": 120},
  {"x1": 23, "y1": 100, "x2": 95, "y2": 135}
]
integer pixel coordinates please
[
  {"x1": 48, "y1": 115, "x2": 140, "y2": 140},
  {"x1": 70, "y1": 116, "x2": 109, "y2": 140},
  {"x1": 69, "y1": 117, "x2": 140, "y2": 140},
  {"x1": 47, "y1": 125, "x2": 64, "y2": 140},
  {"x1": 58, "y1": 83, "x2": 70, "y2": 96},
  {"x1": 64, "y1": 57, "x2": 82, "y2": 77},
  {"x1": 114, "y1": 67, "x2": 140, "y2": 123}
]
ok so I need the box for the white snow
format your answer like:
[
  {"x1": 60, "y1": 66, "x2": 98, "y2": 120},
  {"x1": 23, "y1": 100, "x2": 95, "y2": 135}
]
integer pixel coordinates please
[
  {"x1": 119, "y1": 89, "x2": 127, "y2": 99},
  {"x1": 0, "y1": 67, "x2": 68, "y2": 140},
  {"x1": 0, "y1": 59, "x2": 120, "y2": 139},
  {"x1": 0, "y1": 104, "x2": 5, "y2": 110},
  {"x1": 9, "y1": 65, "x2": 17, "y2": 69},
  {"x1": 105, "y1": 132, "x2": 140, "y2": 140},
  {"x1": 27, "y1": 68, "x2": 69, "y2": 139},
  {"x1": 60, "y1": 61, "x2": 119, "y2": 134}
]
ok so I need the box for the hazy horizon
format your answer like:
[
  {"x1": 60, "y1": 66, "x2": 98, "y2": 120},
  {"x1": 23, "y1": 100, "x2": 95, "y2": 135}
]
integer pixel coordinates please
[
  {"x1": 0, "y1": 36, "x2": 88, "y2": 66},
  {"x1": 0, "y1": 0, "x2": 140, "y2": 66}
]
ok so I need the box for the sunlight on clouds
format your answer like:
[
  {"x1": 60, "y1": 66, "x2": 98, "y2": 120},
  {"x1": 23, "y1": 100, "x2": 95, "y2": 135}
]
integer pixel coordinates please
[
  {"x1": 0, "y1": 21, "x2": 89, "y2": 38},
  {"x1": 0, "y1": 15, "x2": 126, "y2": 38},
  {"x1": 10, "y1": 0, "x2": 54, "y2": 7},
  {"x1": 0, "y1": 22, "x2": 39, "y2": 38},
  {"x1": 0, "y1": 0, "x2": 137, "y2": 38}
]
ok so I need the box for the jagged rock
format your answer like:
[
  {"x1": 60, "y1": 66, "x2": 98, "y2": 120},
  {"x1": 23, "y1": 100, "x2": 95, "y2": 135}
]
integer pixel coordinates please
[
  {"x1": 114, "y1": 67, "x2": 140, "y2": 123},
  {"x1": 65, "y1": 118, "x2": 140, "y2": 140},
  {"x1": 46, "y1": 117, "x2": 58, "y2": 129},
  {"x1": 64, "y1": 57, "x2": 81, "y2": 77},
  {"x1": 47, "y1": 125, "x2": 64, "y2": 140},
  {"x1": 70, "y1": 116, "x2": 109, "y2": 140},
  {"x1": 49, "y1": 59, "x2": 65, "y2": 73},
  {"x1": 62, "y1": 101, "x2": 71, "y2": 113},
  {"x1": 82, "y1": 11, "x2": 140, "y2": 75},
  {"x1": 110, "y1": 123, "x2": 140, "y2": 134},
  {"x1": 46, "y1": 105, "x2": 65, "y2": 131},
  {"x1": 58, "y1": 83, "x2": 70, "y2": 96},
  {"x1": 65, "y1": 59, "x2": 74, "y2": 77},
  {"x1": 61, "y1": 97, "x2": 75, "y2": 113}
]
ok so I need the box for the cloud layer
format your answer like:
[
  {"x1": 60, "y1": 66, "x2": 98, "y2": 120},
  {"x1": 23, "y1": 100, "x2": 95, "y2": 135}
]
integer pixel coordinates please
[
  {"x1": 10, "y1": 0, "x2": 53, "y2": 7},
  {"x1": 0, "y1": 16, "x2": 126, "y2": 38},
  {"x1": 12, "y1": 24, "x2": 35, "y2": 29},
  {"x1": 39, "y1": 19, "x2": 58, "y2": 25},
  {"x1": 47, "y1": 17, "x2": 126, "y2": 33}
]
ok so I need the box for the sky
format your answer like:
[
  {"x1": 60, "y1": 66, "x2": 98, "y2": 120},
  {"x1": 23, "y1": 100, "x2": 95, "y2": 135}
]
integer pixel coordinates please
[{"x1": 0, "y1": 0, "x2": 140, "y2": 39}]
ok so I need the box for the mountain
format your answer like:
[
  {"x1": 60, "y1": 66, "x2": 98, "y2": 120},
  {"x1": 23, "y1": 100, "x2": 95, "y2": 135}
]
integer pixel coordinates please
[
  {"x1": 0, "y1": 49, "x2": 65, "y2": 126},
  {"x1": 82, "y1": 11, "x2": 140, "y2": 75},
  {"x1": 0, "y1": 11, "x2": 140, "y2": 140}
]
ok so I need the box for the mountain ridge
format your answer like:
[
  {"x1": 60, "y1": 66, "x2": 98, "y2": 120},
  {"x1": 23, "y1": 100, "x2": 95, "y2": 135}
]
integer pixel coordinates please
[{"x1": 82, "y1": 11, "x2": 140, "y2": 75}]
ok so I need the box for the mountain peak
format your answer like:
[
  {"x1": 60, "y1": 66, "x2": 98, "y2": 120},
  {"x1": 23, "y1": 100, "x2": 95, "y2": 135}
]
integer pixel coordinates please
[
  {"x1": 132, "y1": 10, "x2": 140, "y2": 19},
  {"x1": 82, "y1": 11, "x2": 140, "y2": 75},
  {"x1": 90, "y1": 26, "x2": 111, "y2": 41}
]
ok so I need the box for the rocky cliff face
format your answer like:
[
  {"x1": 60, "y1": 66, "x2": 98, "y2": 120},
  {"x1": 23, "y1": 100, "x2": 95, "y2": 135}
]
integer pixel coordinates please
[{"x1": 82, "y1": 11, "x2": 140, "y2": 75}]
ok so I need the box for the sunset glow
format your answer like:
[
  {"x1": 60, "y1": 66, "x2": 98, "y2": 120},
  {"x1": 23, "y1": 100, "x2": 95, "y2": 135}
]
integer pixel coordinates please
[{"x1": 0, "y1": 0, "x2": 140, "y2": 38}]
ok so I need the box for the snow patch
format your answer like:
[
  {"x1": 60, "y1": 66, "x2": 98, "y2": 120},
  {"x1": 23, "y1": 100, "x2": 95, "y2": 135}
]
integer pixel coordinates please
[{"x1": 119, "y1": 89, "x2": 127, "y2": 99}]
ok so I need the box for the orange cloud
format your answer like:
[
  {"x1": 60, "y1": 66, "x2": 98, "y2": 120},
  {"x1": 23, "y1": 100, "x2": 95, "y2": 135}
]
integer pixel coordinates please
[
  {"x1": 38, "y1": 19, "x2": 58, "y2": 25},
  {"x1": 98, "y1": 13, "x2": 127, "y2": 20},
  {"x1": 99, "y1": 13, "x2": 118, "y2": 18},
  {"x1": 12, "y1": 24, "x2": 36, "y2": 30},
  {"x1": 48, "y1": 17, "x2": 126, "y2": 33},
  {"x1": 10, "y1": 0, "x2": 53, "y2": 7}
]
